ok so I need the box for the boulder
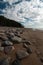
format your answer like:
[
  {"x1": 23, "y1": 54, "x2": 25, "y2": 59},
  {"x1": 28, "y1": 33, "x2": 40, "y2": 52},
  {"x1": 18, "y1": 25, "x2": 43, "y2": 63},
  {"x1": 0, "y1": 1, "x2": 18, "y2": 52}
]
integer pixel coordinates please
[
  {"x1": 16, "y1": 50, "x2": 29, "y2": 60},
  {"x1": 4, "y1": 46, "x2": 15, "y2": 54},
  {"x1": 2, "y1": 40, "x2": 13, "y2": 46}
]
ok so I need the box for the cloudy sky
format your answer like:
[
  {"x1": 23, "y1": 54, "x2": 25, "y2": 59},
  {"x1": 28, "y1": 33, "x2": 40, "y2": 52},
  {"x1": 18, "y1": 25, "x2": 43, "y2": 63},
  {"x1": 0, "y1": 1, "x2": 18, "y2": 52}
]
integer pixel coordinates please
[{"x1": 0, "y1": 0, "x2": 43, "y2": 30}]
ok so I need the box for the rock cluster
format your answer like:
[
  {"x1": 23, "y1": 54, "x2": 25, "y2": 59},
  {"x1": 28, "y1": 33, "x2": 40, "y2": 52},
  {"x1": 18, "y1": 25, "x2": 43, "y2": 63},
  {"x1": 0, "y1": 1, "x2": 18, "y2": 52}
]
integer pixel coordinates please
[{"x1": 0, "y1": 28, "x2": 33, "y2": 65}]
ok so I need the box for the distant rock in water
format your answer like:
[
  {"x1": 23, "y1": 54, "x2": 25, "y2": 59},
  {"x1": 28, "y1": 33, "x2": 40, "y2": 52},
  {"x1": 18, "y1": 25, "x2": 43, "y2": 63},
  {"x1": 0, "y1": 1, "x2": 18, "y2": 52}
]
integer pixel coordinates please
[{"x1": 0, "y1": 16, "x2": 24, "y2": 28}]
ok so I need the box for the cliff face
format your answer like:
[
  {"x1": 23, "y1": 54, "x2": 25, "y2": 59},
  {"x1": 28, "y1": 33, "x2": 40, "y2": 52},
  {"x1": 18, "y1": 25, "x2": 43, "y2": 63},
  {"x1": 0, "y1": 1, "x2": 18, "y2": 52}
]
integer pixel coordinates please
[{"x1": 0, "y1": 16, "x2": 24, "y2": 28}]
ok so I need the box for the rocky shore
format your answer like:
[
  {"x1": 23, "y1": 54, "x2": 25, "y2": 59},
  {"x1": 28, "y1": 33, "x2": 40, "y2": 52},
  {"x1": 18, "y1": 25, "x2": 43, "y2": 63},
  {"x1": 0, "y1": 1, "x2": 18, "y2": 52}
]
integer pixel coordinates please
[{"x1": 0, "y1": 27, "x2": 43, "y2": 65}]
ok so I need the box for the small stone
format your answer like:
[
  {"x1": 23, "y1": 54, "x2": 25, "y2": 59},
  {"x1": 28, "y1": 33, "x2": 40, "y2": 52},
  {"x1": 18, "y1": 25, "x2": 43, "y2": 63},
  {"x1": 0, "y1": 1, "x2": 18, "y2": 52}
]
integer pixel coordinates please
[
  {"x1": 26, "y1": 41, "x2": 31, "y2": 45},
  {"x1": 23, "y1": 43, "x2": 28, "y2": 48},
  {"x1": 27, "y1": 47, "x2": 32, "y2": 54},
  {"x1": 2, "y1": 40, "x2": 13, "y2": 46},
  {"x1": 4, "y1": 46, "x2": 15, "y2": 54},
  {"x1": 40, "y1": 57, "x2": 43, "y2": 63},
  {"x1": 14, "y1": 31, "x2": 18, "y2": 36},
  {"x1": 22, "y1": 39, "x2": 31, "y2": 45},
  {"x1": 16, "y1": 50, "x2": 29, "y2": 60},
  {"x1": 12, "y1": 59, "x2": 21, "y2": 65},
  {"x1": 8, "y1": 33, "x2": 14, "y2": 37},
  {"x1": 14, "y1": 32, "x2": 21, "y2": 38},
  {"x1": 0, "y1": 58, "x2": 10, "y2": 65}
]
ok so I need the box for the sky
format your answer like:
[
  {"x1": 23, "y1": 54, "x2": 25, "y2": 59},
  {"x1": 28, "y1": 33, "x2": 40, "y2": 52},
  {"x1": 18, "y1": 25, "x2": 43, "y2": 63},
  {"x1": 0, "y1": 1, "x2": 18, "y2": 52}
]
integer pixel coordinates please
[{"x1": 0, "y1": 0, "x2": 43, "y2": 30}]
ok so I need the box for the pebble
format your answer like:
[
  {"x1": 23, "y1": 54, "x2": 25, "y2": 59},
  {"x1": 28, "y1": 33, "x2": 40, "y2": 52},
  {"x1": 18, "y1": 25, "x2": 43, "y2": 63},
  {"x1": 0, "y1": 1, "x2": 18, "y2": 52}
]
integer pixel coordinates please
[
  {"x1": 23, "y1": 43, "x2": 32, "y2": 54},
  {"x1": 27, "y1": 47, "x2": 32, "y2": 54},
  {"x1": 14, "y1": 32, "x2": 21, "y2": 38},
  {"x1": 12, "y1": 59, "x2": 21, "y2": 65},
  {"x1": 16, "y1": 50, "x2": 29, "y2": 60},
  {"x1": 26, "y1": 41, "x2": 31, "y2": 45},
  {"x1": 23, "y1": 43, "x2": 28, "y2": 48},
  {"x1": 14, "y1": 31, "x2": 18, "y2": 36},
  {"x1": 4, "y1": 46, "x2": 15, "y2": 54},
  {"x1": 2, "y1": 40, "x2": 13, "y2": 46},
  {"x1": 22, "y1": 39, "x2": 31, "y2": 45}
]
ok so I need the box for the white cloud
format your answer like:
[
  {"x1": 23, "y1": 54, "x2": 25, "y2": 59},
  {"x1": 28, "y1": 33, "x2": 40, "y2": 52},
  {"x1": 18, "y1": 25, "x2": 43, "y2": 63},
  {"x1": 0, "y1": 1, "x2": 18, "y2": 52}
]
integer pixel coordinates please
[{"x1": 1, "y1": 0, "x2": 43, "y2": 30}]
